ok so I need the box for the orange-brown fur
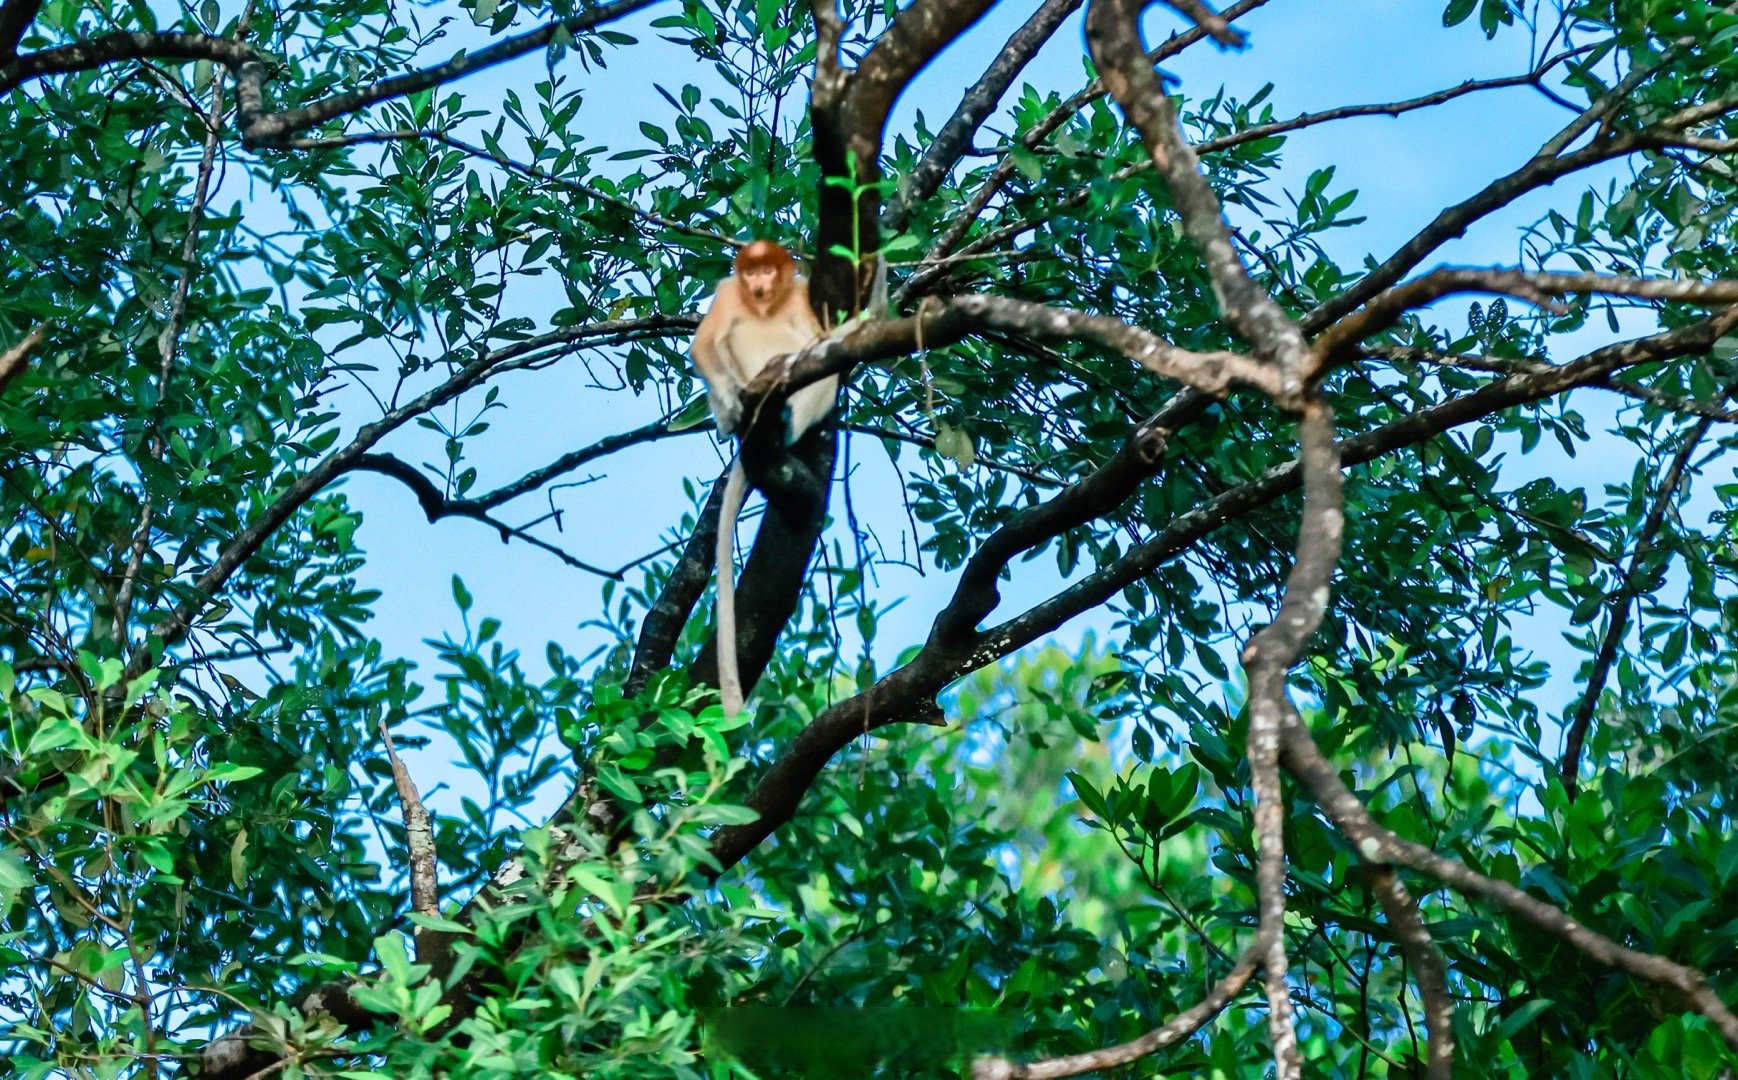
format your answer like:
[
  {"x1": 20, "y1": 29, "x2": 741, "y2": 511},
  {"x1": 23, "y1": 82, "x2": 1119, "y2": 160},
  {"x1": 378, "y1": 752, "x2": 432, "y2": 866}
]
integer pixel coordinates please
[{"x1": 690, "y1": 241, "x2": 837, "y2": 716}]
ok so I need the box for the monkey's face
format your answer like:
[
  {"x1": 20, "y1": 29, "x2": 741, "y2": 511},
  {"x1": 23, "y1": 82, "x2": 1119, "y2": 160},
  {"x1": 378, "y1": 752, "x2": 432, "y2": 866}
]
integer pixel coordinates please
[{"x1": 742, "y1": 265, "x2": 782, "y2": 308}]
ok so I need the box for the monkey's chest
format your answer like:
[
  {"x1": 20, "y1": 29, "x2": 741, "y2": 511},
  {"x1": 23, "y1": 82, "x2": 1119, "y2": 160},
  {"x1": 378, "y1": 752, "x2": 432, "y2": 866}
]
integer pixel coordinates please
[{"x1": 720, "y1": 319, "x2": 811, "y2": 379}]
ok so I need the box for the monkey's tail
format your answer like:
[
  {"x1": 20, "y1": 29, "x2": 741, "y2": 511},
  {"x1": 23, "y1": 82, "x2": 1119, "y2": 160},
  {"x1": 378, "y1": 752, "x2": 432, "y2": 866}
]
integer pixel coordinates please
[{"x1": 715, "y1": 460, "x2": 748, "y2": 718}]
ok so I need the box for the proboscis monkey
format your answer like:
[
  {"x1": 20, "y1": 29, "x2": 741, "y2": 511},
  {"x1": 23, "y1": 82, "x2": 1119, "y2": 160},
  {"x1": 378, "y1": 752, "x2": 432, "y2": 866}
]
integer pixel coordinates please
[{"x1": 691, "y1": 240, "x2": 837, "y2": 716}]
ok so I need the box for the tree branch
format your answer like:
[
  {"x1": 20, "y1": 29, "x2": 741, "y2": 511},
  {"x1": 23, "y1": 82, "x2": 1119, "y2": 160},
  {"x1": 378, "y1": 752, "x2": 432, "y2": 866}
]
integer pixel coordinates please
[
  {"x1": 0, "y1": 0, "x2": 40, "y2": 63},
  {"x1": 1314, "y1": 267, "x2": 1738, "y2": 366},
  {"x1": 139, "y1": 314, "x2": 687, "y2": 663},
  {"x1": 1558, "y1": 400, "x2": 1725, "y2": 796},
  {"x1": 0, "y1": 0, "x2": 658, "y2": 148},
  {"x1": 1280, "y1": 705, "x2": 1738, "y2": 1046},
  {"x1": 379, "y1": 722, "x2": 441, "y2": 961},
  {"x1": 883, "y1": 0, "x2": 1083, "y2": 235},
  {"x1": 1087, "y1": 0, "x2": 1308, "y2": 376},
  {"x1": 349, "y1": 453, "x2": 622, "y2": 578},
  {"x1": 972, "y1": 948, "x2": 1262, "y2": 1077},
  {"x1": 1297, "y1": 61, "x2": 1731, "y2": 335},
  {"x1": 0, "y1": 324, "x2": 45, "y2": 395},
  {"x1": 912, "y1": 0, "x2": 1273, "y2": 285},
  {"x1": 1367, "y1": 866, "x2": 1453, "y2": 1079}
]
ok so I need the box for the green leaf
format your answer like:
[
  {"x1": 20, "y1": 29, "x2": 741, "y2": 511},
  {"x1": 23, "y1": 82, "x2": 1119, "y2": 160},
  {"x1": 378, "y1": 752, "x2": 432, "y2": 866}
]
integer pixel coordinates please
[{"x1": 206, "y1": 764, "x2": 264, "y2": 785}]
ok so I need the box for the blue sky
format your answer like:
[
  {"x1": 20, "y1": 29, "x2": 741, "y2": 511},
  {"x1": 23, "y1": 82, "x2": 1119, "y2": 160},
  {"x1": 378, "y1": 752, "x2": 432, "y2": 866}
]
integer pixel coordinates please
[{"x1": 286, "y1": 0, "x2": 1695, "y2": 807}]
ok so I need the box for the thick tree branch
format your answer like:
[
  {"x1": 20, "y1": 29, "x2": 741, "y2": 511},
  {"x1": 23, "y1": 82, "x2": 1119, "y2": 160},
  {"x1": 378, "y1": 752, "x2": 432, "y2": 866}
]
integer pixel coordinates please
[
  {"x1": 810, "y1": 0, "x2": 997, "y2": 315},
  {"x1": 1367, "y1": 867, "x2": 1453, "y2": 1079},
  {"x1": 1158, "y1": 0, "x2": 1246, "y2": 47},
  {"x1": 1086, "y1": 0, "x2": 1307, "y2": 373},
  {"x1": 760, "y1": 292, "x2": 1277, "y2": 410},
  {"x1": 1234, "y1": 402, "x2": 1342, "y2": 1079},
  {"x1": 932, "y1": 390, "x2": 1211, "y2": 645},
  {"x1": 627, "y1": 470, "x2": 732, "y2": 696},
  {"x1": 0, "y1": 0, "x2": 40, "y2": 63}
]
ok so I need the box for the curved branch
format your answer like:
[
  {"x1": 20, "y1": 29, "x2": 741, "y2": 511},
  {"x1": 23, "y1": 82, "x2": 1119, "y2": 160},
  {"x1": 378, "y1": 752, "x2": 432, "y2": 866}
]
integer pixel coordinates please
[
  {"x1": 349, "y1": 453, "x2": 621, "y2": 578},
  {"x1": 1280, "y1": 706, "x2": 1738, "y2": 1046},
  {"x1": 1367, "y1": 867, "x2": 1454, "y2": 1080},
  {"x1": 1297, "y1": 61, "x2": 1727, "y2": 335},
  {"x1": 138, "y1": 314, "x2": 689, "y2": 663},
  {"x1": 1314, "y1": 267, "x2": 1738, "y2": 366},
  {"x1": 972, "y1": 948, "x2": 1263, "y2": 1078},
  {"x1": 0, "y1": 0, "x2": 658, "y2": 147}
]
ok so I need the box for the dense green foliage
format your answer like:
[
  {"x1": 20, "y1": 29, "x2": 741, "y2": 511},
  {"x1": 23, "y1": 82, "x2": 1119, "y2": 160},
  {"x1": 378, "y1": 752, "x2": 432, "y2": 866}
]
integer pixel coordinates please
[{"x1": 1, "y1": 0, "x2": 1736, "y2": 1076}]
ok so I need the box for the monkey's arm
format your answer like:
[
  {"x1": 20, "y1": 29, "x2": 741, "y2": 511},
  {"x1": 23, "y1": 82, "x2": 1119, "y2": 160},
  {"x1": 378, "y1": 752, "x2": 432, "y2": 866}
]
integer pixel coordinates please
[{"x1": 692, "y1": 278, "x2": 746, "y2": 436}]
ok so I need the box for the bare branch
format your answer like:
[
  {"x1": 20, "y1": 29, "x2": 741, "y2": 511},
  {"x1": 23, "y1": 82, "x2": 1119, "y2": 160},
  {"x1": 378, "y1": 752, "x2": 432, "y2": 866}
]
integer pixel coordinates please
[
  {"x1": 1158, "y1": 0, "x2": 1246, "y2": 47},
  {"x1": 1234, "y1": 403, "x2": 1343, "y2": 1079},
  {"x1": 765, "y1": 292, "x2": 1279, "y2": 411},
  {"x1": 0, "y1": 31, "x2": 255, "y2": 92},
  {"x1": 379, "y1": 721, "x2": 439, "y2": 933},
  {"x1": 469, "y1": 415, "x2": 694, "y2": 510},
  {"x1": 138, "y1": 314, "x2": 688, "y2": 662},
  {"x1": 350, "y1": 453, "x2": 622, "y2": 579}
]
